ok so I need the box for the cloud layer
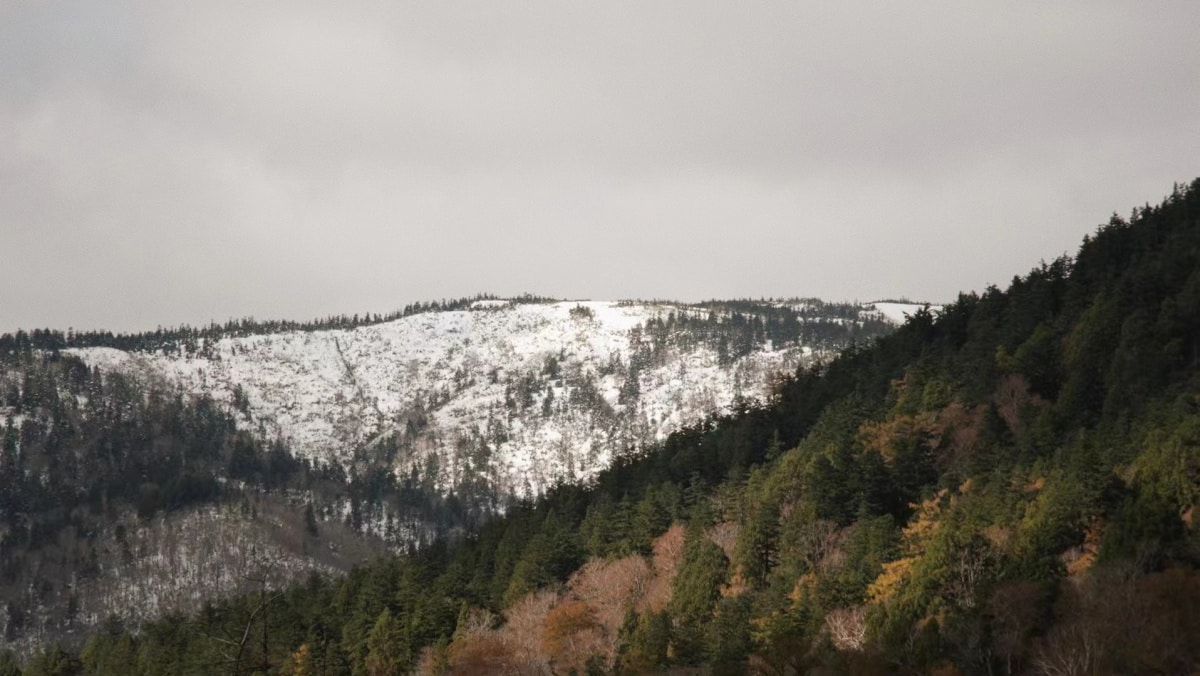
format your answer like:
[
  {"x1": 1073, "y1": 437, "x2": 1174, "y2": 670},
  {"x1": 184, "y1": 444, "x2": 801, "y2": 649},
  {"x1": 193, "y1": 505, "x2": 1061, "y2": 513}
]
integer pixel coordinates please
[{"x1": 3, "y1": 1, "x2": 1198, "y2": 331}]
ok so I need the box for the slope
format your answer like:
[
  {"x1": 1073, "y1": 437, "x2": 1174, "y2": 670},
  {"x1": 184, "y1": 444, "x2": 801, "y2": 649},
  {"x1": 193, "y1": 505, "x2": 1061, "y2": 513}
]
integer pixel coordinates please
[
  {"x1": 64, "y1": 299, "x2": 899, "y2": 498},
  {"x1": 0, "y1": 297, "x2": 900, "y2": 659}
]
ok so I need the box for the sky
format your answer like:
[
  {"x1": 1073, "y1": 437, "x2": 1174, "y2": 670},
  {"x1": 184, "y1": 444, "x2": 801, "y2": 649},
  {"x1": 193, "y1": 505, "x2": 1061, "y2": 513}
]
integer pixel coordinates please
[{"x1": 2, "y1": 1, "x2": 1198, "y2": 334}]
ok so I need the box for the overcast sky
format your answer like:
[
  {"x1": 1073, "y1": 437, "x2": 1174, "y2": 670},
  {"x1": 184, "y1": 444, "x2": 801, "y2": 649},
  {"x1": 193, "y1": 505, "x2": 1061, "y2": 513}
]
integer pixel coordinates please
[{"x1": 2, "y1": 2, "x2": 1198, "y2": 333}]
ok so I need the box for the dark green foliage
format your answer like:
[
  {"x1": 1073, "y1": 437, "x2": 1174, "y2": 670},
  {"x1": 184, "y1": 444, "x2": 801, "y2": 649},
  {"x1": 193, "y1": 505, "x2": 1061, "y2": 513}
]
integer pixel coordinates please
[
  {"x1": 705, "y1": 594, "x2": 754, "y2": 674},
  {"x1": 617, "y1": 610, "x2": 671, "y2": 673},
  {"x1": 78, "y1": 618, "x2": 137, "y2": 675},
  {"x1": 20, "y1": 646, "x2": 81, "y2": 676},
  {"x1": 502, "y1": 510, "x2": 583, "y2": 604},
  {"x1": 734, "y1": 499, "x2": 780, "y2": 587},
  {"x1": 363, "y1": 609, "x2": 405, "y2": 676},
  {"x1": 669, "y1": 529, "x2": 729, "y2": 662},
  {"x1": 0, "y1": 652, "x2": 19, "y2": 676}
]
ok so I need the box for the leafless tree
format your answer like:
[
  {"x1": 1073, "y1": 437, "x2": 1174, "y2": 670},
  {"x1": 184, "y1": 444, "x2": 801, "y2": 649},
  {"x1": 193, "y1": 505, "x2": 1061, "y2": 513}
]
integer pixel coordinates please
[
  {"x1": 197, "y1": 548, "x2": 285, "y2": 675},
  {"x1": 824, "y1": 605, "x2": 868, "y2": 651}
]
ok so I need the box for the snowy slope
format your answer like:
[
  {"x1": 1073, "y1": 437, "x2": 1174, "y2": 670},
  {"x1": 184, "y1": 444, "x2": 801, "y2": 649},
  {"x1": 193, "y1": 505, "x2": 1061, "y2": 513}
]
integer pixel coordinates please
[
  {"x1": 68, "y1": 300, "x2": 886, "y2": 497},
  {"x1": 864, "y1": 301, "x2": 942, "y2": 324}
]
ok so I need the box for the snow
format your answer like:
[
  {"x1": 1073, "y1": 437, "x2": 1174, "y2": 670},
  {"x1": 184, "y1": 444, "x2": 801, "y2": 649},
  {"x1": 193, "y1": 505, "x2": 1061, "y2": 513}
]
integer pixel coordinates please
[
  {"x1": 866, "y1": 301, "x2": 942, "y2": 325},
  {"x1": 67, "y1": 301, "x2": 842, "y2": 497}
]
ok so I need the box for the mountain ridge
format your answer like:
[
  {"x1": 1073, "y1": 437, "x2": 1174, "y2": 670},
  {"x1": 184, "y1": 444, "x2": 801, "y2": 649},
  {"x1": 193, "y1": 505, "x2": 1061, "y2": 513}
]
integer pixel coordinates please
[{"x1": 62, "y1": 299, "x2": 921, "y2": 498}]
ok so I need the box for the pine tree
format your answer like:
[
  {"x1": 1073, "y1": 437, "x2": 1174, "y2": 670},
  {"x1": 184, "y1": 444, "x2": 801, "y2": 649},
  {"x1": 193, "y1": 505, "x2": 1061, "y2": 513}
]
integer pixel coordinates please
[
  {"x1": 364, "y1": 608, "x2": 405, "y2": 676},
  {"x1": 669, "y1": 527, "x2": 729, "y2": 661},
  {"x1": 734, "y1": 500, "x2": 779, "y2": 587}
]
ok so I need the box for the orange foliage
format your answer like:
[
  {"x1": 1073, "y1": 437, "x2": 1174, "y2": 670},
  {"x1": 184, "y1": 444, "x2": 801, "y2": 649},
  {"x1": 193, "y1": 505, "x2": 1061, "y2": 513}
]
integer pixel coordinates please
[
  {"x1": 1063, "y1": 520, "x2": 1104, "y2": 578},
  {"x1": 436, "y1": 524, "x2": 696, "y2": 675},
  {"x1": 502, "y1": 589, "x2": 557, "y2": 669},
  {"x1": 444, "y1": 632, "x2": 521, "y2": 675},
  {"x1": 569, "y1": 555, "x2": 651, "y2": 633},
  {"x1": 440, "y1": 590, "x2": 557, "y2": 674},
  {"x1": 651, "y1": 524, "x2": 686, "y2": 577},
  {"x1": 641, "y1": 524, "x2": 685, "y2": 613},
  {"x1": 541, "y1": 598, "x2": 604, "y2": 671},
  {"x1": 788, "y1": 572, "x2": 818, "y2": 603},
  {"x1": 722, "y1": 572, "x2": 749, "y2": 598}
]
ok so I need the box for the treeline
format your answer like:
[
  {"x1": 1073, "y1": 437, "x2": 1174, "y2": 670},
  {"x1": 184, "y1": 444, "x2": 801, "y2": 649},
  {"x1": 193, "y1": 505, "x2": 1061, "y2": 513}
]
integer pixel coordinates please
[
  {"x1": 628, "y1": 299, "x2": 896, "y2": 368},
  {"x1": 0, "y1": 294, "x2": 558, "y2": 356}
]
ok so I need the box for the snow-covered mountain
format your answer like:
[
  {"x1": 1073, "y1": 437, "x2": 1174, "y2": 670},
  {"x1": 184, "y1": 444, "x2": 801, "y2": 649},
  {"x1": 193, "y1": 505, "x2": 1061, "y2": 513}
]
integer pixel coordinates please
[
  {"x1": 68, "y1": 299, "x2": 911, "y2": 498},
  {"x1": 1, "y1": 296, "x2": 922, "y2": 654}
]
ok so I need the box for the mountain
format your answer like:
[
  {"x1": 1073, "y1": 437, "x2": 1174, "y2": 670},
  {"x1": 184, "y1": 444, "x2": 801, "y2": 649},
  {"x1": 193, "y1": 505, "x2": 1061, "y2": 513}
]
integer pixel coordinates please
[
  {"x1": 21, "y1": 180, "x2": 1198, "y2": 675},
  {"x1": 0, "y1": 297, "x2": 907, "y2": 657},
  {"x1": 64, "y1": 300, "x2": 904, "y2": 498}
]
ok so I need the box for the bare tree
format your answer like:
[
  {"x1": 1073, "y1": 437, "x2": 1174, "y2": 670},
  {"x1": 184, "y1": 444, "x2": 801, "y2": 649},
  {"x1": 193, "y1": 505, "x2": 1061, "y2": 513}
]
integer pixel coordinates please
[
  {"x1": 824, "y1": 605, "x2": 868, "y2": 651},
  {"x1": 197, "y1": 547, "x2": 286, "y2": 675}
]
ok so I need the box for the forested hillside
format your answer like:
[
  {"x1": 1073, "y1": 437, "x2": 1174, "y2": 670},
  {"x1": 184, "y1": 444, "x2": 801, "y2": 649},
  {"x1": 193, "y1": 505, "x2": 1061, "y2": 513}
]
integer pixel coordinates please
[
  {"x1": 8, "y1": 180, "x2": 1200, "y2": 674},
  {"x1": 61, "y1": 299, "x2": 896, "y2": 499},
  {"x1": 0, "y1": 298, "x2": 899, "y2": 662}
]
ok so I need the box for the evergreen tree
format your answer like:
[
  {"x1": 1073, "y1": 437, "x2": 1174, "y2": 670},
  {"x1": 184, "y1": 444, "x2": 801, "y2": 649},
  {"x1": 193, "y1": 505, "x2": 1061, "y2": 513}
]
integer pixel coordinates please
[
  {"x1": 363, "y1": 609, "x2": 405, "y2": 676},
  {"x1": 669, "y1": 528, "x2": 729, "y2": 661}
]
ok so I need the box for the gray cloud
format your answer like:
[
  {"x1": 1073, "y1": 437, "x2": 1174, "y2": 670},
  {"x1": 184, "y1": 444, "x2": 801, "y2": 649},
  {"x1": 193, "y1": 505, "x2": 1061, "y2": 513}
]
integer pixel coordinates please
[{"x1": 2, "y1": 1, "x2": 1198, "y2": 332}]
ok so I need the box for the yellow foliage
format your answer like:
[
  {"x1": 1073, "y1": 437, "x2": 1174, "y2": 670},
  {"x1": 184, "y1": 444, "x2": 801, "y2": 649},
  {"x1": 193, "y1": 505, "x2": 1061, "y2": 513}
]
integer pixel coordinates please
[
  {"x1": 867, "y1": 490, "x2": 951, "y2": 606},
  {"x1": 857, "y1": 413, "x2": 938, "y2": 464},
  {"x1": 901, "y1": 489, "x2": 948, "y2": 553},
  {"x1": 789, "y1": 572, "x2": 818, "y2": 603},
  {"x1": 723, "y1": 571, "x2": 749, "y2": 598},
  {"x1": 286, "y1": 643, "x2": 313, "y2": 676},
  {"x1": 866, "y1": 557, "x2": 914, "y2": 604},
  {"x1": 983, "y1": 524, "x2": 1011, "y2": 551}
]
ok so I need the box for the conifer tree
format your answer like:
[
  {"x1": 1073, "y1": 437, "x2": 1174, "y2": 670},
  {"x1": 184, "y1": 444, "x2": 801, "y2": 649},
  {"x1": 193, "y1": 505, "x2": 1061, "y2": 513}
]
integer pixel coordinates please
[{"x1": 364, "y1": 609, "x2": 405, "y2": 676}]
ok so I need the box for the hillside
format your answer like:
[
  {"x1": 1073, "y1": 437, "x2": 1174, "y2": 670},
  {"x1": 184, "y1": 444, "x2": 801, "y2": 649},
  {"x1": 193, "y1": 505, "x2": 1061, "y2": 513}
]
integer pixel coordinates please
[
  {"x1": 0, "y1": 297, "x2": 903, "y2": 658},
  {"x1": 64, "y1": 300, "x2": 903, "y2": 497},
  {"x1": 19, "y1": 180, "x2": 1198, "y2": 675}
]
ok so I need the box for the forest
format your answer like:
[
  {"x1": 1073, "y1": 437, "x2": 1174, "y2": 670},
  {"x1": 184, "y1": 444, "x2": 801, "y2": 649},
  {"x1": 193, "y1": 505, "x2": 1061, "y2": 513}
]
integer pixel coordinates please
[{"x1": 4, "y1": 179, "x2": 1200, "y2": 674}]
